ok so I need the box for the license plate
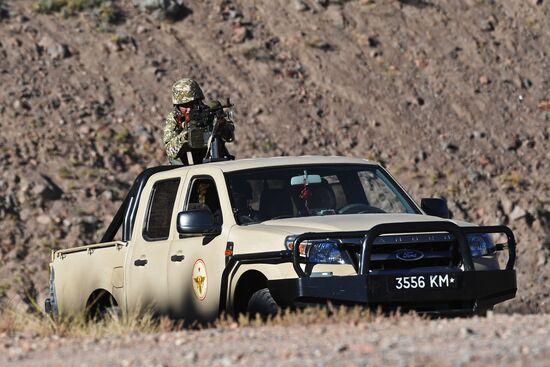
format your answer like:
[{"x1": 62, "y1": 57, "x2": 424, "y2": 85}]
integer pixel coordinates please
[{"x1": 390, "y1": 274, "x2": 459, "y2": 291}]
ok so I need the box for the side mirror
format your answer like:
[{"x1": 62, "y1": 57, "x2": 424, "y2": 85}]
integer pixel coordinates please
[
  {"x1": 177, "y1": 209, "x2": 221, "y2": 236},
  {"x1": 421, "y1": 198, "x2": 450, "y2": 219}
]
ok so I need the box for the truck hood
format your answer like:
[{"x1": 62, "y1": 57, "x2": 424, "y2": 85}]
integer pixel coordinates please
[
  {"x1": 259, "y1": 213, "x2": 473, "y2": 233},
  {"x1": 228, "y1": 214, "x2": 474, "y2": 252}
]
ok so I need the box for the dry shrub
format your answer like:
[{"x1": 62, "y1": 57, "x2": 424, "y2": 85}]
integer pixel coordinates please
[
  {"x1": 0, "y1": 304, "x2": 424, "y2": 338},
  {"x1": 31, "y1": 0, "x2": 122, "y2": 24},
  {"x1": 216, "y1": 305, "x2": 424, "y2": 329},
  {"x1": 0, "y1": 306, "x2": 170, "y2": 338}
]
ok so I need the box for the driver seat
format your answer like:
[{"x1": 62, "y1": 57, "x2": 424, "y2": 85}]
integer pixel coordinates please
[
  {"x1": 307, "y1": 180, "x2": 336, "y2": 210},
  {"x1": 259, "y1": 188, "x2": 293, "y2": 220}
]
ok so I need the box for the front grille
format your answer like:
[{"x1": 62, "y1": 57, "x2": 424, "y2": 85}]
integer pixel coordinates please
[{"x1": 343, "y1": 233, "x2": 461, "y2": 271}]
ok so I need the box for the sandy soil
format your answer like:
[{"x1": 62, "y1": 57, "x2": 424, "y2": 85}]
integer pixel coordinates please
[{"x1": 2, "y1": 314, "x2": 549, "y2": 367}]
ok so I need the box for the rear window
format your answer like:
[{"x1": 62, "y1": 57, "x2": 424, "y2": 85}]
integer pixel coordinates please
[{"x1": 143, "y1": 178, "x2": 180, "y2": 241}]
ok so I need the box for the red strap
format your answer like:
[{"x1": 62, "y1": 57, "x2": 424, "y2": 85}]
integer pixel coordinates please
[{"x1": 299, "y1": 184, "x2": 312, "y2": 201}]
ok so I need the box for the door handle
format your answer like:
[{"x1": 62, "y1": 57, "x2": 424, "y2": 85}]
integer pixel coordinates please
[
  {"x1": 170, "y1": 254, "x2": 185, "y2": 262},
  {"x1": 134, "y1": 259, "x2": 148, "y2": 266}
]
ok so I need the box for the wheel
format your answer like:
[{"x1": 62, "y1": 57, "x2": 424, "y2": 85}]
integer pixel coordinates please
[
  {"x1": 474, "y1": 307, "x2": 493, "y2": 317},
  {"x1": 246, "y1": 288, "x2": 280, "y2": 320},
  {"x1": 98, "y1": 306, "x2": 121, "y2": 321}
]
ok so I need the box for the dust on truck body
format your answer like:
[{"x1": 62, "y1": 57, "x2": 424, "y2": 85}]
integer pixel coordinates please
[{"x1": 46, "y1": 156, "x2": 517, "y2": 320}]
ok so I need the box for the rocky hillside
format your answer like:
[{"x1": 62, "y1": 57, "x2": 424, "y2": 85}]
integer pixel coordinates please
[{"x1": 0, "y1": 0, "x2": 548, "y2": 313}]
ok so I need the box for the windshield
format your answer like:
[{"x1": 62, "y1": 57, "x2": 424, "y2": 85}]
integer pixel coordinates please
[{"x1": 225, "y1": 164, "x2": 419, "y2": 225}]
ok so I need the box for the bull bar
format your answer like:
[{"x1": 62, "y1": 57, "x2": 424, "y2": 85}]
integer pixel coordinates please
[{"x1": 220, "y1": 221, "x2": 517, "y2": 315}]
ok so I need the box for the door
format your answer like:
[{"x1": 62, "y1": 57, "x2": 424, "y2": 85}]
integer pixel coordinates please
[
  {"x1": 167, "y1": 175, "x2": 229, "y2": 322},
  {"x1": 125, "y1": 177, "x2": 181, "y2": 315}
]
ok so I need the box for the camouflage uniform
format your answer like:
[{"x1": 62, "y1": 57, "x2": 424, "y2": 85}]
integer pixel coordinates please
[{"x1": 163, "y1": 79, "x2": 234, "y2": 165}]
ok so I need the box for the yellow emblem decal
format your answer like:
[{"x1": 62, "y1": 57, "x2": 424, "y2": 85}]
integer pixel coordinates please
[{"x1": 192, "y1": 259, "x2": 208, "y2": 300}]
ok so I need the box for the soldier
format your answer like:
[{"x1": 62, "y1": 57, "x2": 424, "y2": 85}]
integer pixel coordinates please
[{"x1": 163, "y1": 78, "x2": 235, "y2": 165}]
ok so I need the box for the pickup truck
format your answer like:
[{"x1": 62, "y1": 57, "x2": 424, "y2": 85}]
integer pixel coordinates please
[{"x1": 45, "y1": 156, "x2": 517, "y2": 321}]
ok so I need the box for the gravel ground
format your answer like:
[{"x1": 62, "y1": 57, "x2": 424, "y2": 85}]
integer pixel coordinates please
[{"x1": 2, "y1": 314, "x2": 549, "y2": 367}]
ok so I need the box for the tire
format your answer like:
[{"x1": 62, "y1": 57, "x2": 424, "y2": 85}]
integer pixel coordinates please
[
  {"x1": 99, "y1": 306, "x2": 121, "y2": 321},
  {"x1": 246, "y1": 288, "x2": 280, "y2": 320},
  {"x1": 474, "y1": 307, "x2": 493, "y2": 317}
]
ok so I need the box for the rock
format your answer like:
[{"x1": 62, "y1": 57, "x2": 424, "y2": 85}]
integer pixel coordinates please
[
  {"x1": 506, "y1": 136, "x2": 522, "y2": 151},
  {"x1": 0, "y1": 2, "x2": 9, "y2": 21},
  {"x1": 101, "y1": 190, "x2": 114, "y2": 201},
  {"x1": 38, "y1": 35, "x2": 70, "y2": 60},
  {"x1": 136, "y1": 25, "x2": 148, "y2": 34},
  {"x1": 367, "y1": 36, "x2": 380, "y2": 48},
  {"x1": 132, "y1": 0, "x2": 188, "y2": 21},
  {"x1": 184, "y1": 351, "x2": 198, "y2": 362},
  {"x1": 521, "y1": 78, "x2": 533, "y2": 89},
  {"x1": 13, "y1": 99, "x2": 30, "y2": 111},
  {"x1": 500, "y1": 198, "x2": 513, "y2": 215},
  {"x1": 536, "y1": 252, "x2": 546, "y2": 267},
  {"x1": 232, "y1": 26, "x2": 252, "y2": 44},
  {"x1": 79, "y1": 214, "x2": 101, "y2": 235},
  {"x1": 460, "y1": 327, "x2": 476, "y2": 337},
  {"x1": 468, "y1": 169, "x2": 485, "y2": 182},
  {"x1": 37, "y1": 214, "x2": 51, "y2": 225},
  {"x1": 337, "y1": 344, "x2": 349, "y2": 352},
  {"x1": 294, "y1": 0, "x2": 309, "y2": 11},
  {"x1": 510, "y1": 206, "x2": 527, "y2": 221},
  {"x1": 479, "y1": 75, "x2": 490, "y2": 85},
  {"x1": 480, "y1": 16, "x2": 496, "y2": 32},
  {"x1": 305, "y1": 36, "x2": 332, "y2": 50},
  {"x1": 33, "y1": 175, "x2": 63, "y2": 201},
  {"x1": 415, "y1": 150, "x2": 428, "y2": 162},
  {"x1": 326, "y1": 6, "x2": 345, "y2": 29},
  {"x1": 443, "y1": 142, "x2": 459, "y2": 153},
  {"x1": 472, "y1": 130, "x2": 486, "y2": 139}
]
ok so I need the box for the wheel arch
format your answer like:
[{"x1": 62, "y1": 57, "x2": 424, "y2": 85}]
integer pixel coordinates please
[
  {"x1": 85, "y1": 288, "x2": 118, "y2": 318},
  {"x1": 232, "y1": 270, "x2": 268, "y2": 316}
]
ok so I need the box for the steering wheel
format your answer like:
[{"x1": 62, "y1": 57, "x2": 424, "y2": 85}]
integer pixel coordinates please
[{"x1": 338, "y1": 203, "x2": 385, "y2": 214}]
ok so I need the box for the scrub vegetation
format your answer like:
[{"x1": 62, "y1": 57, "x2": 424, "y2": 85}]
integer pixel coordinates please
[
  {"x1": 0, "y1": 302, "x2": 387, "y2": 337},
  {"x1": 31, "y1": 0, "x2": 121, "y2": 23}
]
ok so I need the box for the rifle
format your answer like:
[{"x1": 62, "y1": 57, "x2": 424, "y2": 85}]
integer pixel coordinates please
[{"x1": 189, "y1": 97, "x2": 234, "y2": 126}]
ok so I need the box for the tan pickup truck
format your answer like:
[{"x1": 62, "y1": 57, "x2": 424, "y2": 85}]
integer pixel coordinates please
[{"x1": 46, "y1": 156, "x2": 517, "y2": 321}]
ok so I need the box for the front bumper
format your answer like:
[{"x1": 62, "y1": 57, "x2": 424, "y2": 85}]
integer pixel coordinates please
[
  {"x1": 268, "y1": 269, "x2": 516, "y2": 314},
  {"x1": 219, "y1": 221, "x2": 517, "y2": 315}
]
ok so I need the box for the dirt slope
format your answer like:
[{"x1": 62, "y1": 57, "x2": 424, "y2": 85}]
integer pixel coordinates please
[
  {"x1": 0, "y1": 0, "x2": 549, "y2": 313},
  {"x1": 2, "y1": 314, "x2": 550, "y2": 366}
]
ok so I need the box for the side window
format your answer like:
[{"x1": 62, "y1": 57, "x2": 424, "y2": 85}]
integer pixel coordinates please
[
  {"x1": 186, "y1": 177, "x2": 223, "y2": 225},
  {"x1": 143, "y1": 178, "x2": 180, "y2": 241}
]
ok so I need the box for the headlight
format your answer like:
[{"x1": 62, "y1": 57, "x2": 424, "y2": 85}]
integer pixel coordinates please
[
  {"x1": 285, "y1": 236, "x2": 352, "y2": 264},
  {"x1": 466, "y1": 233, "x2": 495, "y2": 257}
]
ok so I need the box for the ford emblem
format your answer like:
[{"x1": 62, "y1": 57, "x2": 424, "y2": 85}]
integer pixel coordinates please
[{"x1": 395, "y1": 249, "x2": 424, "y2": 261}]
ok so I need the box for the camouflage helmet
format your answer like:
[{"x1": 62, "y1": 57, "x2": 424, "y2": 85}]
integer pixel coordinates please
[{"x1": 171, "y1": 78, "x2": 205, "y2": 105}]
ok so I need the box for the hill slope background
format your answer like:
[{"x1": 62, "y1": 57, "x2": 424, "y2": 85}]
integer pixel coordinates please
[{"x1": 0, "y1": 0, "x2": 548, "y2": 313}]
